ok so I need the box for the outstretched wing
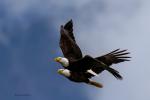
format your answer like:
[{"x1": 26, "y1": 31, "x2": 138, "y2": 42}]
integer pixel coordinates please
[
  {"x1": 85, "y1": 49, "x2": 130, "y2": 79},
  {"x1": 60, "y1": 20, "x2": 82, "y2": 63},
  {"x1": 68, "y1": 55, "x2": 123, "y2": 80},
  {"x1": 95, "y1": 49, "x2": 130, "y2": 66}
]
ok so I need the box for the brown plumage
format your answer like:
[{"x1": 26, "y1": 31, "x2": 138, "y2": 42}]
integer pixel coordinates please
[
  {"x1": 60, "y1": 20, "x2": 82, "y2": 63},
  {"x1": 56, "y1": 20, "x2": 130, "y2": 88}
]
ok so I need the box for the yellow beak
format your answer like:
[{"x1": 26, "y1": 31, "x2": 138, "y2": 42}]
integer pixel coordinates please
[
  {"x1": 57, "y1": 69, "x2": 63, "y2": 74},
  {"x1": 54, "y1": 57, "x2": 60, "y2": 62}
]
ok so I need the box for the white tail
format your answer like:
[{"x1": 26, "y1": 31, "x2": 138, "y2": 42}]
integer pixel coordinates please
[{"x1": 88, "y1": 80, "x2": 103, "y2": 88}]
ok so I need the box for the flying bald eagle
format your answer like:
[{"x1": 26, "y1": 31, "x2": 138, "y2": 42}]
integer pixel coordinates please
[{"x1": 54, "y1": 20, "x2": 130, "y2": 88}]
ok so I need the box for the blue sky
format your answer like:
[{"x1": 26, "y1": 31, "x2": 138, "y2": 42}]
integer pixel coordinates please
[{"x1": 0, "y1": 0, "x2": 150, "y2": 100}]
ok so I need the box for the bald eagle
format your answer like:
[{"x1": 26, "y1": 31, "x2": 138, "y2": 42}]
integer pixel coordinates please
[{"x1": 54, "y1": 20, "x2": 130, "y2": 88}]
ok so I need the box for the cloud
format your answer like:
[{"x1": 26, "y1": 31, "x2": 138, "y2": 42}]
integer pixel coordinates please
[
  {"x1": 73, "y1": 0, "x2": 150, "y2": 100},
  {"x1": 0, "y1": 0, "x2": 93, "y2": 100},
  {"x1": 1, "y1": 0, "x2": 150, "y2": 100}
]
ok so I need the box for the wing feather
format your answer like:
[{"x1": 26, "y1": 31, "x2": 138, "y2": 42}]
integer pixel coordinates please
[
  {"x1": 59, "y1": 20, "x2": 82, "y2": 62},
  {"x1": 85, "y1": 49, "x2": 130, "y2": 78},
  {"x1": 95, "y1": 49, "x2": 130, "y2": 66}
]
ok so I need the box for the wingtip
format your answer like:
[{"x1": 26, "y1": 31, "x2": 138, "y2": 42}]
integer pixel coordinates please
[
  {"x1": 70, "y1": 19, "x2": 73, "y2": 22},
  {"x1": 68, "y1": 19, "x2": 73, "y2": 24},
  {"x1": 67, "y1": 19, "x2": 73, "y2": 24},
  {"x1": 64, "y1": 19, "x2": 73, "y2": 29}
]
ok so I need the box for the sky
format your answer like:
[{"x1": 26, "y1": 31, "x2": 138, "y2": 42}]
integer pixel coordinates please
[{"x1": 0, "y1": 0, "x2": 150, "y2": 100}]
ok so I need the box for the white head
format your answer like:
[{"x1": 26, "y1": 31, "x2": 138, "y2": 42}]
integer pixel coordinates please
[
  {"x1": 54, "y1": 57, "x2": 69, "y2": 67},
  {"x1": 57, "y1": 69, "x2": 71, "y2": 77}
]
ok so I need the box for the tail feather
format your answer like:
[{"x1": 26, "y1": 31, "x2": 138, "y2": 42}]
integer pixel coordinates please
[
  {"x1": 88, "y1": 80, "x2": 103, "y2": 88},
  {"x1": 107, "y1": 67, "x2": 123, "y2": 80}
]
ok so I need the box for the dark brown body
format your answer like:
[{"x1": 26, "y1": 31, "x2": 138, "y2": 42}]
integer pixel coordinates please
[{"x1": 68, "y1": 71, "x2": 90, "y2": 83}]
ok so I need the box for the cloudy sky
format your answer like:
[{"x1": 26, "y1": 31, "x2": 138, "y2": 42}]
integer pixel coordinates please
[{"x1": 0, "y1": 0, "x2": 150, "y2": 100}]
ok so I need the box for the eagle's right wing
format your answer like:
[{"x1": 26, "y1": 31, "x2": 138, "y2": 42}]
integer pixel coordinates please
[
  {"x1": 95, "y1": 49, "x2": 130, "y2": 66},
  {"x1": 60, "y1": 20, "x2": 83, "y2": 63},
  {"x1": 85, "y1": 49, "x2": 130, "y2": 78}
]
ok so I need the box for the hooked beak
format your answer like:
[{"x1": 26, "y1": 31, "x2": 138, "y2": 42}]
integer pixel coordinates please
[
  {"x1": 57, "y1": 69, "x2": 63, "y2": 74},
  {"x1": 54, "y1": 57, "x2": 60, "y2": 62}
]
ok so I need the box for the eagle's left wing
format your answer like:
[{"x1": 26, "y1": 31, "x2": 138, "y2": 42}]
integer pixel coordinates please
[{"x1": 60, "y1": 20, "x2": 83, "y2": 63}]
